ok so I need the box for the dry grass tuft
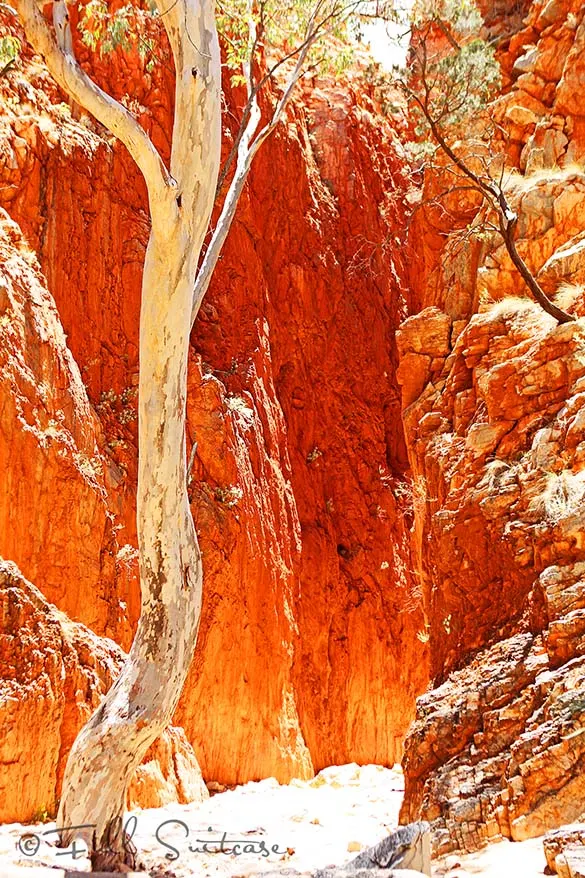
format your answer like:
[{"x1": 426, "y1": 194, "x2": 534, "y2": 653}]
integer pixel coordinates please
[{"x1": 503, "y1": 163, "x2": 585, "y2": 195}]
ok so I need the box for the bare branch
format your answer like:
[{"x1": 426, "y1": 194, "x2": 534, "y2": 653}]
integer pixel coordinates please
[
  {"x1": 244, "y1": 0, "x2": 258, "y2": 99},
  {"x1": 215, "y1": 1, "x2": 341, "y2": 196},
  {"x1": 402, "y1": 26, "x2": 575, "y2": 324},
  {"x1": 192, "y1": 8, "x2": 325, "y2": 327}
]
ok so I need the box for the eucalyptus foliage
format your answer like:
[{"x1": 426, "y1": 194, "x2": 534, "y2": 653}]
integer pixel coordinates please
[
  {"x1": 77, "y1": 0, "x2": 381, "y2": 85},
  {"x1": 402, "y1": 0, "x2": 574, "y2": 324},
  {"x1": 409, "y1": 2, "x2": 500, "y2": 135},
  {"x1": 412, "y1": 0, "x2": 482, "y2": 33},
  {"x1": 0, "y1": 35, "x2": 20, "y2": 74},
  {"x1": 396, "y1": 0, "x2": 501, "y2": 165},
  {"x1": 79, "y1": 0, "x2": 156, "y2": 69}
]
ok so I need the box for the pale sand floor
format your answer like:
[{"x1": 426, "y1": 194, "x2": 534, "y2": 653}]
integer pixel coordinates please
[
  {"x1": 434, "y1": 836, "x2": 547, "y2": 877},
  {"x1": 0, "y1": 764, "x2": 548, "y2": 876}
]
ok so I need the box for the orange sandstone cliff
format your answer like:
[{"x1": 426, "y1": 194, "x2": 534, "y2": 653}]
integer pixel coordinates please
[
  {"x1": 0, "y1": 5, "x2": 428, "y2": 821},
  {"x1": 3, "y1": 0, "x2": 585, "y2": 853}
]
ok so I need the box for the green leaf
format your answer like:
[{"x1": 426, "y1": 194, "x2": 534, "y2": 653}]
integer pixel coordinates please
[{"x1": 0, "y1": 36, "x2": 20, "y2": 73}]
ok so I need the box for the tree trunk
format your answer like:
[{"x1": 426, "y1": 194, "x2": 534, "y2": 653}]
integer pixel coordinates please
[
  {"x1": 57, "y1": 227, "x2": 204, "y2": 866},
  {"x1": 500, "y1": 214, "x2": 575, "y2": 324},
  {"x1": 54, "y1": 2, "x2": 222, "y2": 865}
]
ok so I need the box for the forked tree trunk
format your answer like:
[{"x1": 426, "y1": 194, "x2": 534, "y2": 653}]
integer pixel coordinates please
[{"x1": 8, "y1": 0, "x2": 223, "y2": 866}]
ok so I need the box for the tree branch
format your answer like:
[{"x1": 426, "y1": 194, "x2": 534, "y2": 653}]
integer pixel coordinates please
[
  {"x1": 403, "y1": 77, "x2": 574, "y2": 323},
  {"x1": 192, "y1": 14, "x2": 322, "y2": 328},
  {"x1": 14, "y1": 0, "x2": 175, "y2": 223},
  {"x1": 216, "y1": 10, "x2": 324, "y2": 197}
]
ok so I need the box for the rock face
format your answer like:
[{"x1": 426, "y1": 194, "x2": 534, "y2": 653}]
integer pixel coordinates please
[
  {"x1": 0, "y1": 559, "x2": 207, "y2": 823},
  {"x1": 399, "y1": 29, "x2": 585, "y2": 852},
  {"x1": 396, "y1": 0, "x2": 585, "y2": 851},
  {"x1": 0, "y1": 3, "x2": 427, "y2": 803},
  {"x1": 398, "y1": 301, "x2": 585, "y2": 678},
  {"x1": 399, "y1": 219, "x2": 585, "y2": 852},
  {"x1": 401, "y1": 628, "x2": 585, "y2": 852},
  {"x1": 0, "y1": 208, "x2": 132, "y2": 644},
  {"x1": 10, "y1": 0, "x2": 585, "y2": 850},
  {"x1": 494, "y1": 0, "x2": 585, "y2": 170},
  {"x1": 398, "y1": 298, "x2": 585, "y2": 852}
]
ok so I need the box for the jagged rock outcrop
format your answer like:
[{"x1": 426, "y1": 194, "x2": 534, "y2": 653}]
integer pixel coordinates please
[
  {"x1": 399, "y1": 278, "x2": 585, "y2": 852},
  {"x1": 0, "y1": 3, "x2": 427, "y2": 800},
  {"x1": 398, "y1": 0, "x2": 585, "y2": 851},
  {"x1": 401, "y1": 626, "x2": 585, "y2": 852},
  {"x1": 0, "y1": 558, "x2": 207, "y2": 823},
  {"x1": 398, "y1": 301, "x2": 585, "y2": 677},
  {"x1": 494, "y1": 0, "x2": 585, "y2": 169}
]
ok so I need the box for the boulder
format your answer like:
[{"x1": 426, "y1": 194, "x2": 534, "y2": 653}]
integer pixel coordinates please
[
  {"x1": 344, "y1": 823, "x2": 431, "y2": 876},
  {"x1": 555, "y1": 846, "x2": 585, "y2": 878},
  {"x1": 233, "y1": 823, "x2": 432, "y2": 878},
  {"x1": 538, "y1": 232, "x2": 585, "y2": 293}
]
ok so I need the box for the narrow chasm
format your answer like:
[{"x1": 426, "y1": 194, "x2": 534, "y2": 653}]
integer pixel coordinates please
[{"x1": 1, "y1": 1, "x2": 585, "y2": 877}]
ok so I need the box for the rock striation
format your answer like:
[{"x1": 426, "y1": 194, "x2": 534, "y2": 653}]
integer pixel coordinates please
[{"x1": 0, "y1": 207, "x2": 131, "y2": 643}]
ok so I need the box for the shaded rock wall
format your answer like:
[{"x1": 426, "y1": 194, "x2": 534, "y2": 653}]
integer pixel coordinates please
[
  {"x1": 0, "y1": 207, "x2": 132, "y2": 643},
  {"x1": 0, "y1": 6, "x2": 427, "y2": 802}
]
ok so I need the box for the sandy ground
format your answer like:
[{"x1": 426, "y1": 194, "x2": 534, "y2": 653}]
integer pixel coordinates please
[
  {"x1": 434, "y1": 836, "x2": 547, "y2": 877},
  {"x1": 0, "y1": 764, "x2": 548, "y2": 876}
]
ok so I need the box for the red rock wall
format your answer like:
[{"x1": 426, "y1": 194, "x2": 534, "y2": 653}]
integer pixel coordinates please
[
  {"x1": 399, "y1": 301, "x2": 585, "y2": 852},
  {"x1": 401, "y1": 0, "x2": 585, "y2": 686},
  {"x1": 0, "y1": 199, "x2": 133, "y2": 642},
  {"x1": 0, "y1": 10, "x2": 428, "y2": 791},
  {"x1": 398, "y1": 0, "x2": 585, "y2": 852}
]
